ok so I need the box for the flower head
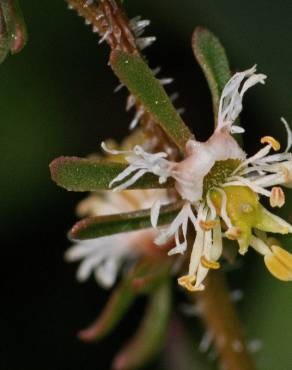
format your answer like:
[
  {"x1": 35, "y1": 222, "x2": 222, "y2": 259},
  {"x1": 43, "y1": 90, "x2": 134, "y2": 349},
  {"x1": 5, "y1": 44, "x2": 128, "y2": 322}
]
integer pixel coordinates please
[{"x1": 102, "y1": 65, "x2": 292, "y2": 291}]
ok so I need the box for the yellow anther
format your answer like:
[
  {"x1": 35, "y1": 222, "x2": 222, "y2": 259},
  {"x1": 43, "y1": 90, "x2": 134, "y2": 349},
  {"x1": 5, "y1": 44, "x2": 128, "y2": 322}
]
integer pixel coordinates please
[
  {"x1": 260, "y1": 136, "x2": 281, "y2": 151},
  {"x1": 264, "y1": 246, "x2": 292, "y2": 281},
  {"x1": 199, "y1": 220, "x2": 216, "y2": 231},
  {"x1": 178, "y1": 275, "x2": 198, "y2": 292},
  {"x1": 201, "y1": 256, "x2": 220, "y2": 270},
  {"x1": 270, "y1": 186, "x2": 285, "y2": 208},
  {"x1": 225, "y1": 227, "x2": 242, "y2": 240}
]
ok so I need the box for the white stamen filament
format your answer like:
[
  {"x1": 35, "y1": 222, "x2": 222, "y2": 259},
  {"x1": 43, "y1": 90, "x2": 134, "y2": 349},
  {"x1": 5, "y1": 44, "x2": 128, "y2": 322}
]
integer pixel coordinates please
[
  {"x1": 226, "y1": 176, "x2": 271, "y2": 197},
  {"x1": 281, "y1": 117, "x2": 292, "y2": 152},
  {"x1": 214, "y1": 188, "x2": 232, "y2": 229},
  {"x1": 249, "y1": 235, "x2": 272, "y2": 256},
  {"x1": 188, "y1": 206, "x2": 206, "y2": 276}
]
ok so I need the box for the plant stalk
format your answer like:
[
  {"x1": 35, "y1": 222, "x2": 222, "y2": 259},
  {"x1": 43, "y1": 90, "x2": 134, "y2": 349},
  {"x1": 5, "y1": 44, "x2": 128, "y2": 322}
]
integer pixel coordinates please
[{"x1": 196, "y1": 271, "x2": 256, "y2": 370}]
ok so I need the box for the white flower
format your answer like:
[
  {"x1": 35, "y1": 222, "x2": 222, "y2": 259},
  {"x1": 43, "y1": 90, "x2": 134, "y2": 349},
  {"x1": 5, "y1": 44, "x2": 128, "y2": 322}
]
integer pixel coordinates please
[
  {"x1": 103, "y1": 66, "x2": 292, "y2": 291},
  {"x1": 66, "y1": 189, "x2": 171, "y2": 288},
  {"x1": 65, "y1": 235, "x2": 135, "y2": 288}
]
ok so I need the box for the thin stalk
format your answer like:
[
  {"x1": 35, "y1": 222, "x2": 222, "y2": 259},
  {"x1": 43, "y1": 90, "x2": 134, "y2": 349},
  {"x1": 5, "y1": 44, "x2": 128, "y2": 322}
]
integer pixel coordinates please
[{"x1": 196, "y1": 271, "x2": 256, "y2": 370}]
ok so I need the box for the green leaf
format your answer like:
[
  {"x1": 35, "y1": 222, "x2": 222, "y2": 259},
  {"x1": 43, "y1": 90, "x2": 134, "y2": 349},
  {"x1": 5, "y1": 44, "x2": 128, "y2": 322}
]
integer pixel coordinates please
[
  {"x1": 131, "y1": 259, "x2": 172, "y2": 295},
  {"x1": 78, "y1": 275, "x2": 136, "y2": 342},
  {"x1": 112, "y1": 281, "x2": 172, "y2": 370},
  {"x1": 0, "y1": 0, "x2": 27, "y2": 62},
  {"x1": 50, "y1": 156, "x2": 174, "y2": 192},
  {"x1": 78, "y1": 260, "x2": 170, "y2": 342},
  {"x1": 0, "y1": 5, "x2": 10, "y2": 63},
  {"x1": 110, "y1": 50, "x2": 193, "y2": 151},
  {"x1": 70, "y1": 201, "x2": 182, "y2": 240},
  {"x1": 192, "y1": 27, "x2": 231, "y2": 120},
  {"x1": 8, "y1": 0, "x2": 27, "y2": 54}
]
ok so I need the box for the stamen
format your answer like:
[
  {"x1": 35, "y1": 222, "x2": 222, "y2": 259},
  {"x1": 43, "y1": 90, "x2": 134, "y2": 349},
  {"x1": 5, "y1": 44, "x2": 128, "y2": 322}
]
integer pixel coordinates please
[
  {"x1": 210, "y1": 219, "x2": 223, "y2": 261},
  {"x1": 225, "y1": 227, "x2": 242, "y2": 240},
  {"x1": 199, "y1": 219, "x2": 216, "y2": 231},
  {"x1": 201, "y1": 256, "x2": 220, "y2": 269},
  {"x1": 264, "y1": 246, "x2": 292, "y2": 281},
  {"x1": 270, "y1": 187, "x2": 285, "y2": 208},
  {"x1": 214, "y1": 188, "x2": 232, "y2": 229},
  {"x1": 281, "y1": 117, "x2": 292, "y2": 152},
  {"x1": 252, "y1": 173, "x2": 286, "y2": 188},
  {"x1": 188, "y1": 206, "x2": 206, "y2": 276},
  {"x1": 233, "y1": 145, "x2": 272, "y2": 174},
  {"x1": 226, "y1": 176, "x2": 271, "y2": 197},
  {"x1": 260, "y1": 136, "x2": 280, "y2": 151},
  {"x1": 178, "y1": 275, "x2": 197, "y2": 292},
  {"x1": 206, "y1": 192, "x2": 217, "y2": 220},
  {"x1": 249, "y1": 235, "x2": 271, "y2": 256}
]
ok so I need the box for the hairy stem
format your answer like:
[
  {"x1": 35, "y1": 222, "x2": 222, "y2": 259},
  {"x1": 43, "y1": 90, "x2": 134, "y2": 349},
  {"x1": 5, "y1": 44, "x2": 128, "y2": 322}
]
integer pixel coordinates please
[
  {"x1": 196, "y1": 271, "x2": 256, "y2": 370},
  {"x1": 65, "y1": 0, "x2": 179, "y2": 158}
]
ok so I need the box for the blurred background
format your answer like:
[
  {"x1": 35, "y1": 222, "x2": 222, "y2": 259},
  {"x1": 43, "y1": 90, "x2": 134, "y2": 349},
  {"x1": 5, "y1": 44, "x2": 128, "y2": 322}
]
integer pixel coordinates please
[{"x1": 1, "y1": 1, "x2": 292, "y2": 369}]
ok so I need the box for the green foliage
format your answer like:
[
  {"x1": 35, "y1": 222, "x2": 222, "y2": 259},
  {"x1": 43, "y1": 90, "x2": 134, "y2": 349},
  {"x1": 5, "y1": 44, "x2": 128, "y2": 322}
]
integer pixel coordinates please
[
  {"x1": 50, "y1": 156, "x2": 174, "y2": 192},
  {"x1": 78, "y1": 260, "x2": 171, "y2": 343},
  {"x1": 79, "y1": 274, "x2": 136, "y2": 342},
  {"x1": 192, "y1": 27, "x2": 231, "y2": 120},
  {"x1": 0, "y1": 0, "x2": 27, "y2": 63},
  {"x1": 70, "y1": 201, "x2": 183, "y2": 240},
  {"x1": 110, "y1": 50, "x2": 194, "y2": 151},
  {"x1": 112, "y1": 281, "x2": 172, "y2": 370}
]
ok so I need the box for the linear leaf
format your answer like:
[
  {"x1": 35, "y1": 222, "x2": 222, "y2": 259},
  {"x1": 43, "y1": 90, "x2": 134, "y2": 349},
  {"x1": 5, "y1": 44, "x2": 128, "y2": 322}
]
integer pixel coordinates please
[
  {"x1": 0, "y1": 0, "x2": 27, "y2": 62},
  {"x1": 0, "y1": 5, "x2": 10, "y2": 63},
  {"x1": 112, "y1": 281, "x2": 172, "y2": 370},
  {"x1": 192, "y1": 27, "x2": 231, "y2": 120},
  {"x1": 50, "y1": 156, "x2": 174, "y2": 192},
  {"x1": 78, "y1": 260, "x2": 170, "y2": 342},
  {"x1": 70, "y1": 201, "x2": 182, "y2": 240},
  {"x1": 110, "y1": 50, "x2": 193, "y2": 151},
  {"x1": 78, "y1": 274, "x2": 136, "y2": 342}
]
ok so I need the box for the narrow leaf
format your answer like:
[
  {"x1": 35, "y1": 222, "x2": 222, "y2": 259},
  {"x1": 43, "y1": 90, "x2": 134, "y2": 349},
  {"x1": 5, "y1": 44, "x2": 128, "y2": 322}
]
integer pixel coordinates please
[
  {"x1": 70, "y1": 201, "x2": 182, "y2": 240},
  {"x1": 78, "y1": 259, "x2": 169, "y2": 342},
  {"x1": 50, "y1": 156, "x2": 174, "y2": 192},
  {"x1": 131, "y1": 259, "x2": 172, "y2": 295},
  {"x1": 192, "y1": 27, "x2": 231, "y2": 119},
  {"x1": 7, "y1": 0, "x2": 27, "y2": 54},
  {"x1": 0, "y1": 0, "x2": 27, "y2": 62},
  {"x1": 78, "y1": 275, "x2": 135, "y2": 342},
  {"x1": 0, "y1": 5, "x2": 9, "y2": 62},
  {"x1": 110, "y1": 50, "x2": 193, "y2": 151},
  {"x1": 112, "y1": 281, "x2": 172, "y2": 370}
]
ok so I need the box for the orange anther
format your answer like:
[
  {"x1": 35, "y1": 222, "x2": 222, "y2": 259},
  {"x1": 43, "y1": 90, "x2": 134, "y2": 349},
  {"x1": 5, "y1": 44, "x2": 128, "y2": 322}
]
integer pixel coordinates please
[{"x1": 260, "y1": 136, "x2": 280, "y2": 151}]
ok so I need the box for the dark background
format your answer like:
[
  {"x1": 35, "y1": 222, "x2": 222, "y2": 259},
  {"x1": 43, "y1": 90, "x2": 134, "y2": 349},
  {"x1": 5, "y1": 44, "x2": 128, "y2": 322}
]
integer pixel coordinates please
[{"x1": 1, "y1": 1, "x2": 292, "y2": 369}]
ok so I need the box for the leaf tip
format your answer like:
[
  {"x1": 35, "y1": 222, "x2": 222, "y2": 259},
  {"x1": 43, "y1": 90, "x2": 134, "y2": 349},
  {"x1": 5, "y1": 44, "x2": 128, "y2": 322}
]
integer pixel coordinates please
[
  {"x1": 49, "y1": 156, "x2": 68, "y2": 183},
  {"x1": 192, "y1": 26, "x2": 211, "y2": 49}
]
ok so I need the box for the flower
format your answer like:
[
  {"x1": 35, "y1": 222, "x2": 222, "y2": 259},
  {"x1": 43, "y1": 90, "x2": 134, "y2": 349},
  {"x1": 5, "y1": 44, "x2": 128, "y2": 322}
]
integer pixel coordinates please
[
  {"x1": 102, "y1": 65, "x2": 292, "y2": 291},
  {"x1": 65, "y1": 188, "x2": 171, "y2": 288}
]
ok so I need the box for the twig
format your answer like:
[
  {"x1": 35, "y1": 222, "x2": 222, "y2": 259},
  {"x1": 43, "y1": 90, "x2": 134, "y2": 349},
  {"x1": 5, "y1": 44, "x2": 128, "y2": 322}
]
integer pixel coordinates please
[
  {"x1": 196, "y1": 271, "x2": 256, "y2": 370},
  {"x1": 65, "y1": 0, "x2": 179, "y2": 159}
]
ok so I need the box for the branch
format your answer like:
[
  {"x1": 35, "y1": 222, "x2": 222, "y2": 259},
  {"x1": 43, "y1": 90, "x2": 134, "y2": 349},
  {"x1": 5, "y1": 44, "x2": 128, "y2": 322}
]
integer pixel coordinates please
[
  {"x1": 196, "y1": 271, "x2": 256, "y2": 370},
  {"x1": 65, "y1": 0, "x2": 180, "y2": 158}
]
